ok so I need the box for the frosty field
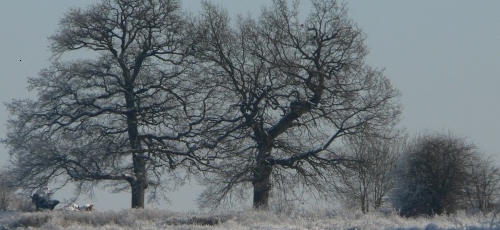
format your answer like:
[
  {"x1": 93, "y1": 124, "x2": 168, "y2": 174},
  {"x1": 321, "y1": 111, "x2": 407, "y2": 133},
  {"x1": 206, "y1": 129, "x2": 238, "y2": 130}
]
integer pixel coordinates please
[{"x1": 1, "y1": 208, "x2": 500, "y2": 230}]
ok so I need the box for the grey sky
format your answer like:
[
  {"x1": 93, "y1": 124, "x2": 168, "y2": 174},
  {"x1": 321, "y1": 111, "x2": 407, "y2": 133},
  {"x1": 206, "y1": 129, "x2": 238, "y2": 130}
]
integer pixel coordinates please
[{"x1": 1, "y1": 0, "x2": 499, "y2": 211}]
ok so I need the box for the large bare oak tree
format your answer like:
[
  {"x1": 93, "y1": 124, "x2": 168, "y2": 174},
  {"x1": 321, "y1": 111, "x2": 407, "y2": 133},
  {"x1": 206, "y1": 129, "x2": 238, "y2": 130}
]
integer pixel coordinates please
[
  {"x1": 2, "y1": 0, "x2": 209, "y2": 208},
  {"x1": 194, "y1": 0, "x2": 401, "y2": 210}
]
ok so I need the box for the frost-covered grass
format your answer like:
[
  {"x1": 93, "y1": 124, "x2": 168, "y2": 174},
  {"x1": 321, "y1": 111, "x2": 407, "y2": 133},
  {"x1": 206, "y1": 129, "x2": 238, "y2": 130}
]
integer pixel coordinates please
[{"x1": 1, "y1": 208, "x2": 500, "y2": 229}]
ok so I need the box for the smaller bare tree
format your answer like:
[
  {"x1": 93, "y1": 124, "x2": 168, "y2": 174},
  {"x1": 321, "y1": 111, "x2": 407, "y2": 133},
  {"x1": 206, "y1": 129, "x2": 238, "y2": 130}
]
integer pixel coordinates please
[{"x1": 335, "y1": 131, "x2": 405, "y2": 213}]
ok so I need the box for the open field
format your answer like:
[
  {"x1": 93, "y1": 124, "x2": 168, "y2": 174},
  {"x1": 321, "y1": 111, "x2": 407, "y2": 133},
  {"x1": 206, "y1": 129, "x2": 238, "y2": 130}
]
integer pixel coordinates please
[{"x1": 1, "y1": 209, "x2": 500, "y2": 230}]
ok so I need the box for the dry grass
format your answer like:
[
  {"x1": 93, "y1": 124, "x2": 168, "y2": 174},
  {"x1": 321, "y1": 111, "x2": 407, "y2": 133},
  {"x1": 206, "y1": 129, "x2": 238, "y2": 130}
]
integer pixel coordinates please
[{"x1": 1, "y1": 208, "x2": 500, "y2": 229}]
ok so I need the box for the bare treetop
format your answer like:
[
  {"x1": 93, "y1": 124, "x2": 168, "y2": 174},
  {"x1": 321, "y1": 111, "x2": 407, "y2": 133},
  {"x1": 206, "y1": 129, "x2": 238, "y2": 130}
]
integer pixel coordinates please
[{"x1": 51, "y1": 0, "x2": 185, "y2": 57}]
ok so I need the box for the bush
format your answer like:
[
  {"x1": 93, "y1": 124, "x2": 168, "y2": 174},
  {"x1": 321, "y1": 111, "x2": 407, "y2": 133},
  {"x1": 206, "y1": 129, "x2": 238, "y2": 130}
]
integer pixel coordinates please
[
  {"x1": 9, "y1": 194, "x2": 36, "y2": 212},
  {"x1": 392, "y1": 133, "x2": 478, "y2": 217}
]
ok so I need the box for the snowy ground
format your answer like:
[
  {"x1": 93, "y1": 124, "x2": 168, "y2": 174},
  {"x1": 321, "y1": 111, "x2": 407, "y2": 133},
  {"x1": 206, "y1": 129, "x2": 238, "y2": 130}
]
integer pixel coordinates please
[{"x1": 1, "y1": 208, "x2": 500, "y2": 229}]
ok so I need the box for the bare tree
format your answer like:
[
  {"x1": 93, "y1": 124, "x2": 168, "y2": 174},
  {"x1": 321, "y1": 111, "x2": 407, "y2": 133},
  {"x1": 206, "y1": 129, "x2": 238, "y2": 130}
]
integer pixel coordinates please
[
  {"x1": 464, "y1": 156, "x2": 500, "y2": 212},
  {"x1": 2, "y1": 0, "x2": 209, "y2": 208},
  {"x1": 392, "y1": 133, "x2": 478, "y2": 216},
  {"x1": 335, "y1": 131, "x2": 405, "y2": 213},
  {"x1": 193, "y1": 0, "x2": 401, "y2": 210}
]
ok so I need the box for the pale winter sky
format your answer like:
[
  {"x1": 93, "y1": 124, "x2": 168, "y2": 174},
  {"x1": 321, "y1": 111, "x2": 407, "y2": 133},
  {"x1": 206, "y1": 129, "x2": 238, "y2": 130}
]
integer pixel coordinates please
[{"x1": 1, "y1": 0, "x2": 499, "y2": 211}]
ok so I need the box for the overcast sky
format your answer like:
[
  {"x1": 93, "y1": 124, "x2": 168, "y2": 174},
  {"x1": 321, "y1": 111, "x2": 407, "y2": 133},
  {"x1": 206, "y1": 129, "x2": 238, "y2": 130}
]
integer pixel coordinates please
[{"x1": 1, "y1": 0, "x2": 500, "y2": 211}]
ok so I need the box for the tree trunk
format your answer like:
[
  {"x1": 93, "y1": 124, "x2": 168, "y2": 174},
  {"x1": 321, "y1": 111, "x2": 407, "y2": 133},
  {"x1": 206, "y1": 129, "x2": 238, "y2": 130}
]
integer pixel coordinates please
[
  {"x1": 131, "y1": 154, "x2": 147, "y2": 208},
  {"x1": 124, "y1": 82, "x2": 148, "y2": 208},
  {"x1": 252, "y1": 165, "x2": 272, "y2": 209},
  {"x1": 131, "y1": 180, "x2": 145, "y2": 209},
  {"x1": 252, "y1": 144, "x2": 273, "y2": 210}
]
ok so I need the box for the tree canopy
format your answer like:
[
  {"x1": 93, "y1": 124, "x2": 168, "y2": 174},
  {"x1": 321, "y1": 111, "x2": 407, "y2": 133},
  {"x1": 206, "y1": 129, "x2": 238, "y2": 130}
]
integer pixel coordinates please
[
  {"x1": 3, "y1": 0, "x2": 402, "y2": 210},
  {"x1": 2, "y1": 0, "x2": 214, "y2": 208},
  {"x1": 193, "y1": 0, "x2": 401, "y2": 209}
]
